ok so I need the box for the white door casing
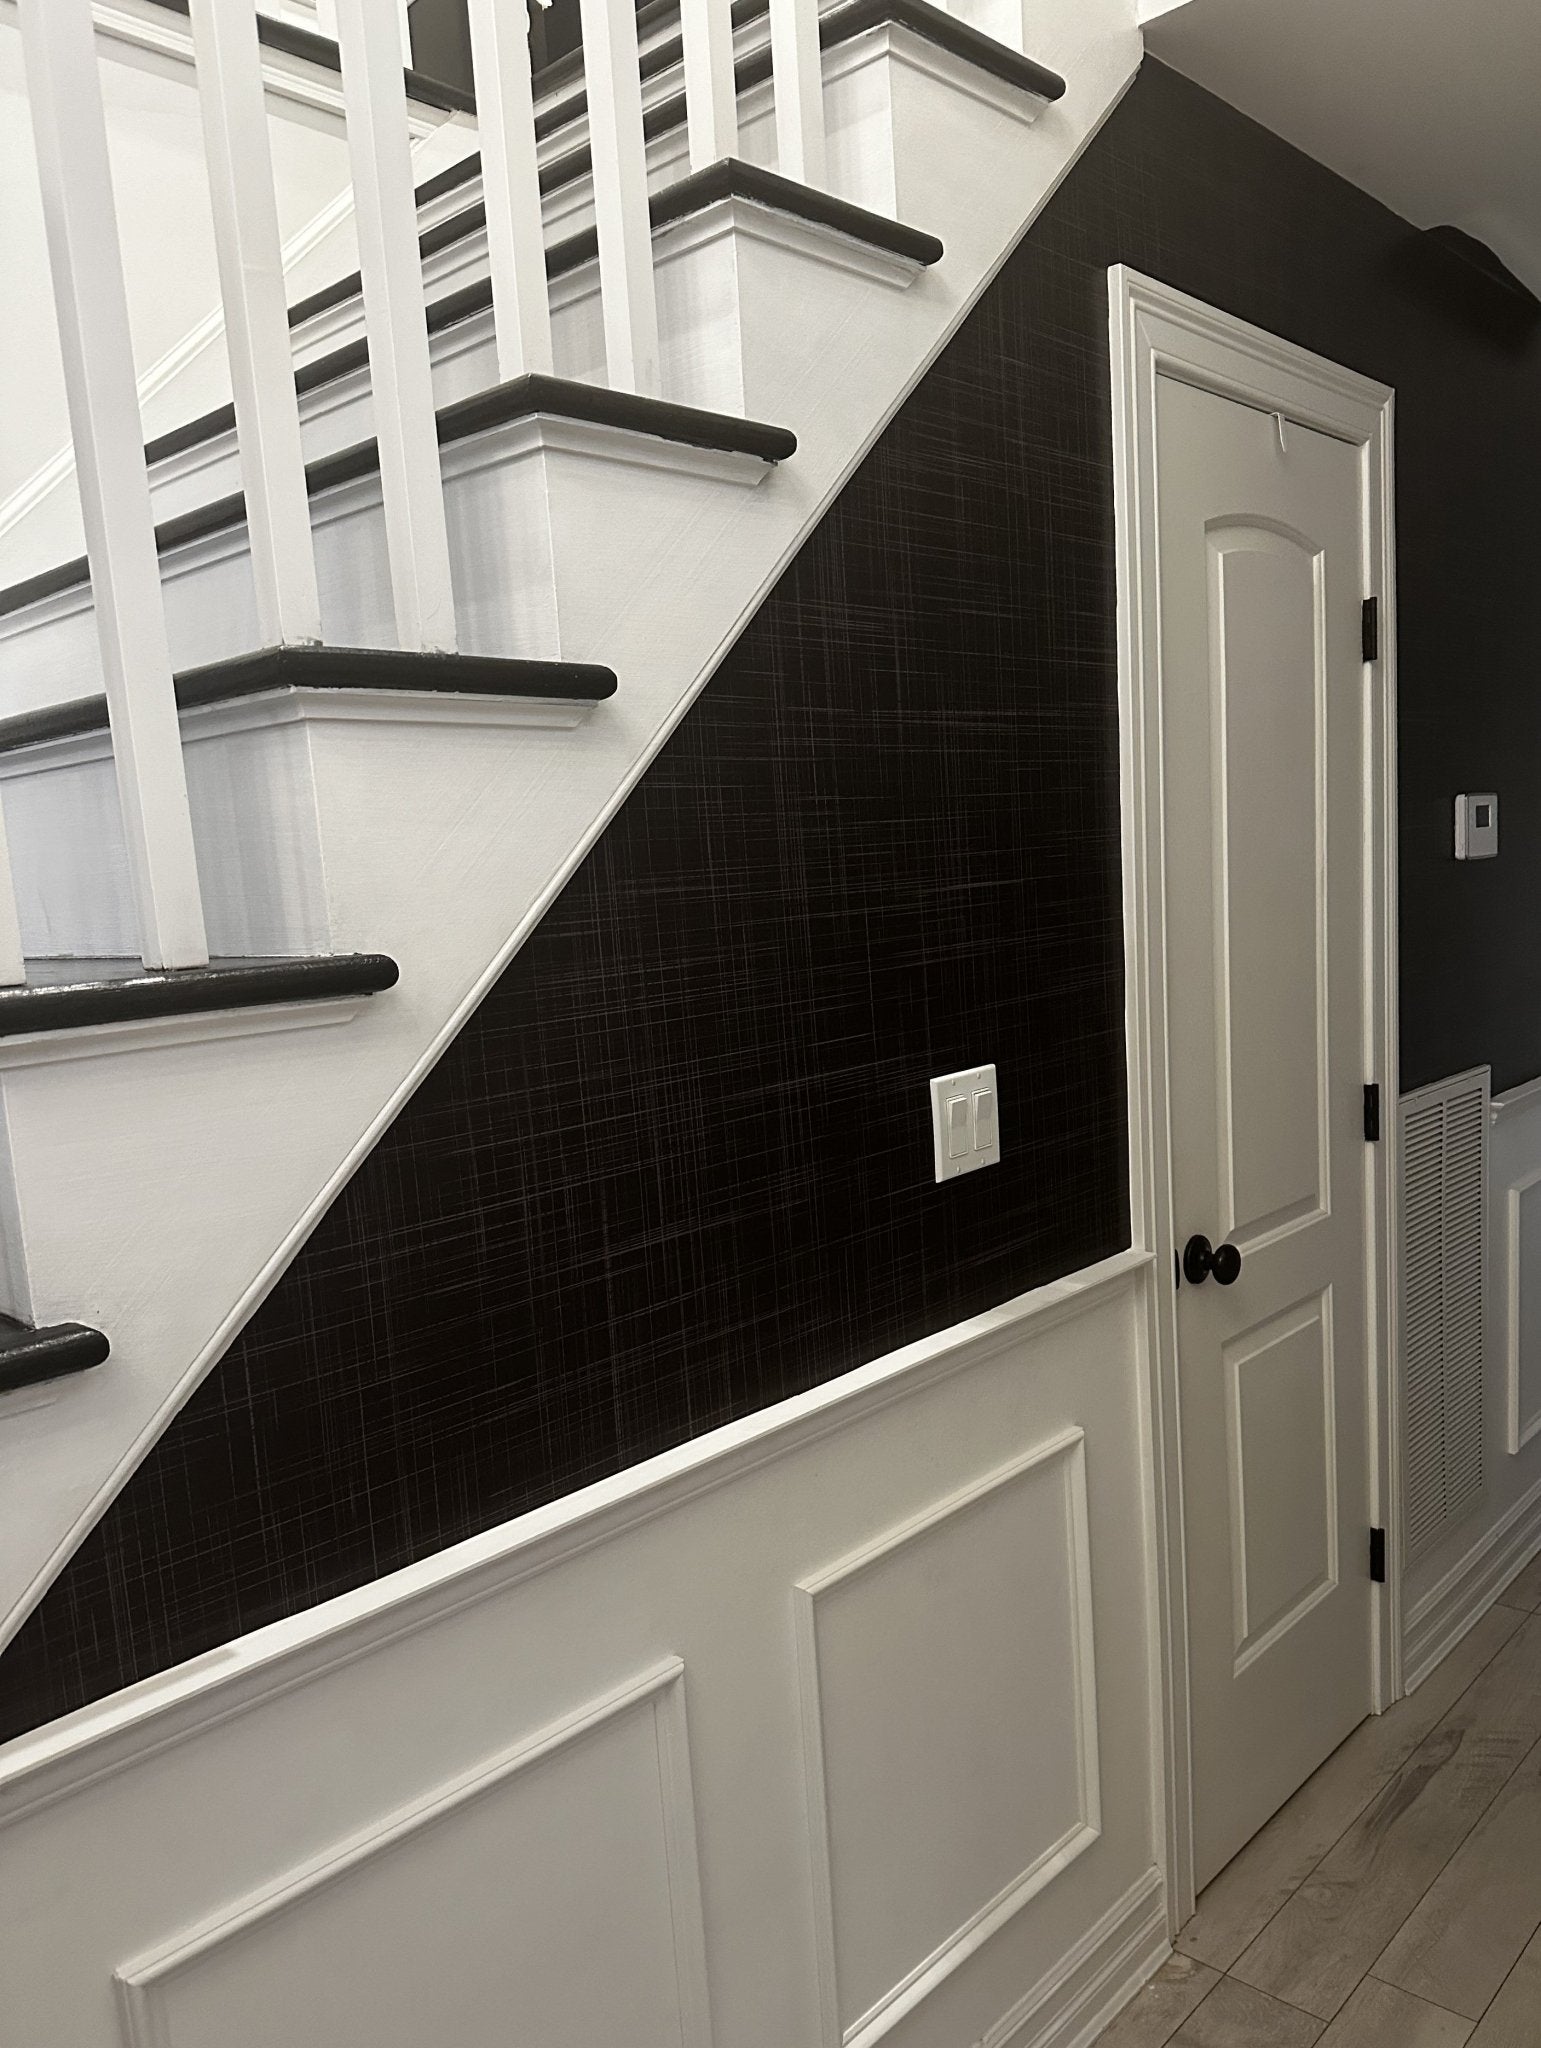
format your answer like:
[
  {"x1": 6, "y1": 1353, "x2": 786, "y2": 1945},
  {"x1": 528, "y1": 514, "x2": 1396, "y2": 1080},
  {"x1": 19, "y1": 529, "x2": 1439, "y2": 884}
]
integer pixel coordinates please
[{"x1": 1111, "y1": 269, "x2": 1399, "y2": 1921}]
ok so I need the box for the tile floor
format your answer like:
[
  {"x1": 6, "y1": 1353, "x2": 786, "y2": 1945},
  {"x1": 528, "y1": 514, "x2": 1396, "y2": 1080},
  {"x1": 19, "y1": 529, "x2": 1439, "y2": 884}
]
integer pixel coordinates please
[{"x1": 1096, "y1": 1552, "x2": 1541, "y2": 2046}]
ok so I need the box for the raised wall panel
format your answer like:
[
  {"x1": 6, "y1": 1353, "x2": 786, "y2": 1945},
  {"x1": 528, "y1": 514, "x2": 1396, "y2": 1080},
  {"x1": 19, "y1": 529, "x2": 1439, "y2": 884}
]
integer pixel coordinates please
[
  {"x1": 795, "y1": 1428, "x2": 1101, "y2": 2048},
  {"x1": 114, "y1": 1662, "x2": 712, "y2": 2048},
  {"x1": 1211, "y1": 529, "x2": 1328, "y2": 1248},
  {"x1": 1507, "y1": 1169, "x2": 1541, "y2": 1455},
  {"x1": 1223, "y1": 1291, "x2": 1338, "y2": 1673}
]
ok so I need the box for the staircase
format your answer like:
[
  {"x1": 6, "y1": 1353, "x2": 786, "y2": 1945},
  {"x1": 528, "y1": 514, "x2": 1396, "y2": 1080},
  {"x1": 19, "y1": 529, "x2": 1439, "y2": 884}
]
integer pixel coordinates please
[{"x1": 0, "y1": 0, "x2": 1140, "y2": 1660}]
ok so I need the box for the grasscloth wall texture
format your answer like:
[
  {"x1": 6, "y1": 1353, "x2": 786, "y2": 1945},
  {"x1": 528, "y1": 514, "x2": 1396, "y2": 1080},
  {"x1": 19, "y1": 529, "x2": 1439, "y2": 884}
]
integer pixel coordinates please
[{"x1": 6, "y1": 57, "x2": 1541, "y2": 1740}]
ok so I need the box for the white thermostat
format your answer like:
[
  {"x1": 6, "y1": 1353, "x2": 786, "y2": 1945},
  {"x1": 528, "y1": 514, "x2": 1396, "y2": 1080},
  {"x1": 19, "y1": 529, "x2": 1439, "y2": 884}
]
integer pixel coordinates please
[{"x1": 1455, "y1": 792, "x2": 1498, "y2": 860}]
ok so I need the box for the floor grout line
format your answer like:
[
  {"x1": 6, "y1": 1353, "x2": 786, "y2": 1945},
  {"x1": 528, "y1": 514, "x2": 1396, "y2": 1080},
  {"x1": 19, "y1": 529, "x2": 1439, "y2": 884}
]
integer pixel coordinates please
[
  {"x1": 1356, "y1": 1685, "x2": 1541, "y2": 2003},
  {"x1": 1475, "y1": 1932, "x2": 1531, "y2": 2026},
  {"x1": 1126, "y1": 1605, "x2": 1541, "y2": 2044},
  {"x1": 1200, "y1": 1612, "x2": 1523, "y2": 1977}
]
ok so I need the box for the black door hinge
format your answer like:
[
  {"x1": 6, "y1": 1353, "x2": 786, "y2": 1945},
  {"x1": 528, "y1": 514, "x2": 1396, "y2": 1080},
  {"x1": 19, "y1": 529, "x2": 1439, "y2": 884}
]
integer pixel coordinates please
[
  {"x1": 1370, "y1": 1527, "x2": 1388, "y2": 1583},
  {"x1": 1364, "y1": 1083, "x2": 1381, "y2": 1142},
  {"x1": 1362, "y1": 596, "x2": 1380, "y2": 663}
]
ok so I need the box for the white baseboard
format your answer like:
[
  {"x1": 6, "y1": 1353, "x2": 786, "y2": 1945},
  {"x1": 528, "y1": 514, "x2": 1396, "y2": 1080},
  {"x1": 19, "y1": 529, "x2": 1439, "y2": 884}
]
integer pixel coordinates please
[
  {"x1": 1404, "y1": 1469, "x2": 1541, "y2": 1691},
  {"x1": 986, "y1": 1868, "x2": 1168, "y2": 2048}
]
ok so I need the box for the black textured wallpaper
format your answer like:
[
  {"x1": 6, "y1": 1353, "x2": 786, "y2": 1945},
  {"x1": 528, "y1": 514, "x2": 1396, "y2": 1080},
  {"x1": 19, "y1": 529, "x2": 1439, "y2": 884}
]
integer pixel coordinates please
[{"x1": 7, "y1": 58, "x2": 1541, "y2": 1741}]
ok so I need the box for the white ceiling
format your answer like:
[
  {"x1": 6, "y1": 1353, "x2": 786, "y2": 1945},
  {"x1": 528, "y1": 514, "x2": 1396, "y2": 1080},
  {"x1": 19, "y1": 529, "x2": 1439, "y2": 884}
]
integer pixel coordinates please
[{"x1": 1140, "y1": 0, "x2": 1541, "y2": 297}]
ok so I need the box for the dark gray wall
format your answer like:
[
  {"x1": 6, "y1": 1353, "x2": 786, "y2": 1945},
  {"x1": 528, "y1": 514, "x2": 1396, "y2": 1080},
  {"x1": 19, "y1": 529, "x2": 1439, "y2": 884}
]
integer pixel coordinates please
[{"x1": 5, "y1": 58, "x2": 1541, "y2": 1742}]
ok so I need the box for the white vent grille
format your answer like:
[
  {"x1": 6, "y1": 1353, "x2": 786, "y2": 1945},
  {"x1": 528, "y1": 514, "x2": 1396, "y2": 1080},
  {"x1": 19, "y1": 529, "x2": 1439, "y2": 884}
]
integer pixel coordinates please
[{"x1": 1401, "y1": 1066, "x2": 1490, "y2": 1565}]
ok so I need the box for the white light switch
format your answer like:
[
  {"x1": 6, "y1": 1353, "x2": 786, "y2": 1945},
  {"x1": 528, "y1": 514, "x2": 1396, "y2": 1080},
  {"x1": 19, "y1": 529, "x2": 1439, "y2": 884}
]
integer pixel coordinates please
[{"x1": 930, "y1": 1065, "x2": 1001, "y2": 1182}]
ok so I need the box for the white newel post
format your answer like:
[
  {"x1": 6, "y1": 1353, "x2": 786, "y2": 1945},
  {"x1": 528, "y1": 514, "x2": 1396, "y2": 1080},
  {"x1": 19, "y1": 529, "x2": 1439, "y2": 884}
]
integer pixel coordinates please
[
  {"x1": 189, "y1": 0, "x2": 323, "y2": 648},
  {"x1": 769, "y1": 0, "x2": 826, "y2": 187},
  {"x1": 681, "y1": 0, "x2": 739, "y2": 169},
  {"x1": 334, "y1": 0, "x2": 458, "y2": 652},
  {"x1": 577, "y1": 0, "x2": 661, "y2": 394},
  {"x1": 466, "y1": 0, "x2": 554, "y2": 381},
  {"x1": 16, "y1": 0, "x2": 210, "y2": 972}
]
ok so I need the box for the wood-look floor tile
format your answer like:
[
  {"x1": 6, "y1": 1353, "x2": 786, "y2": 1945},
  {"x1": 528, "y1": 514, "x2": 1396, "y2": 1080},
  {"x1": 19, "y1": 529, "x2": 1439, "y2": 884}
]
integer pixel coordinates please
[
  {"x1": 1170, "y1": 1977, "x2": 1322, "y2": 2047},
  {"x1": 1466, "y1": 1925, "x2": 1541, "y2": 2048},
  {"x1": 1177, "y1": 1605, "x2": 1527, "y2": 1973},
  {"x1": 1498, "y1": 1552, "x2": 1541, "y2": 1614},
  {"x1": 1228, "y1": 1618, "x2": 1541, "y2": 2020},
  {"x1": 1094, "y1": 1954, "x2": 1221, "y2": 2047},
  {"x1": 1373, "y1": 1734, "x2": 1541, "y2": 2017},
  {"x1": 1317, "y1": 1980, "x2": 1472, "y2": 2047}
]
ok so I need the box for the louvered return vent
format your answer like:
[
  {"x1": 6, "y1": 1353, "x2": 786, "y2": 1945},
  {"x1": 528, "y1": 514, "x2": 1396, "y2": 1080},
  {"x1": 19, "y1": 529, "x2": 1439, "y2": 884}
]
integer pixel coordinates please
[{"x1": 1400, "y1": 1066, "x2": 1490, "y2": 1566}]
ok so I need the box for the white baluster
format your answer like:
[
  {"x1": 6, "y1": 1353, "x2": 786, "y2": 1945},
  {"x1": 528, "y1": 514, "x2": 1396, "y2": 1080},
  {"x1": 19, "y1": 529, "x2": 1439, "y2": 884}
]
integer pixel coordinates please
[
  {"x1": 17, "y1": 0, "x2": 209, "y2": 971},
  {"x1": 334, "y1": 0, "x2": 458, "y2": 652},
  {"x1": 681, "y1": 0, "x2": 739, "y2": 168},
  {"x1": 577, "y1": 0, "x2": 661, "y2": 394},
  {"x1": 769, "y1": 0, "x2": 826, "y2": 187},
  {"x1": 466, "y1": 0, "x2": 554, "y2": 380},
  {"x1": 189, "y1": 0, "x2": 322, "y2": 648}
]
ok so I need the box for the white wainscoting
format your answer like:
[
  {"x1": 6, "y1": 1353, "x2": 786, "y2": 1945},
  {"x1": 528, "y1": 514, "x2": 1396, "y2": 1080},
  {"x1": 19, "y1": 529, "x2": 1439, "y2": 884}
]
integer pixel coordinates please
[
  {"x1": 1404, "y1": 1076, "x2": 1541, "y2": 1689},
  {"x1": 0, "y1": 1252, "x2": 1166, "y2": 2048}
]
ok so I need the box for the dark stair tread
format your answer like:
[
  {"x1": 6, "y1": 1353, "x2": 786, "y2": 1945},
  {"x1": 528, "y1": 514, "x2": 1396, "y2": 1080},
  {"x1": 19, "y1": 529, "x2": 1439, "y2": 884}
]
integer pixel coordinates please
[
  {"x1": 288, "y1": 152, "x2": 944, "y2": 339},
  {"x1": 0, "y1": 954, "x2": 400, "y2": 1037},
  {"x1": 166, "y1": 159, "x2": 885, "y2": 470},
  {"x1": 416, "y1": 0, "x2": 1066, "y2": 215},
  {"x1": 0, "y1": 1315, "x2": 109, "y2": 1396},
  {"x1": 0, "y1": 376, "x2": 796, "y2": 619},
  {"x1": 143, "y1": 0, "x2": 475, "y2": 114},
  {"x1": 0, "y1": 645, "x2": 619, "y2": 752}
]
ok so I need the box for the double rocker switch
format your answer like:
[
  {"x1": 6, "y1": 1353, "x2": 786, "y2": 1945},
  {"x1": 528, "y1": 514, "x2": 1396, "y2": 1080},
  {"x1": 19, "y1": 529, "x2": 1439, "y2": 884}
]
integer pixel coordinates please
[{"x1": 930, "y1": 1066, "x2": 1001, "y2": 1183}]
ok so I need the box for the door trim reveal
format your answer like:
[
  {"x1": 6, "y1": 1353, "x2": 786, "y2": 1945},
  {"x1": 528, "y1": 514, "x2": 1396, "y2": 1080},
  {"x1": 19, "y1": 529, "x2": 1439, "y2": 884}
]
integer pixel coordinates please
[{"x1": 1108, "y1": 267, "x2": 1400, "y2": 1932}]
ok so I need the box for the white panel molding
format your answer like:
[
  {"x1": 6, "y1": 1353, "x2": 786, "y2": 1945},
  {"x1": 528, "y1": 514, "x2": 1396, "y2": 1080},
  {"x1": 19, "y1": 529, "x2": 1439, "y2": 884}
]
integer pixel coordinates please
[
  {"x1": 1506, "y1": 1166, "x2": 1541, "y2": 1455},
  {"x1": 112, "y1": 1658, "x2": 713, "y2": 2048},
  {"x1": 1403, "y1": 1467, "x2": 1541, "y2": 1692},
  {"x1": 794, "y1": 1428, "x2": 1102, "y2": 2048},
  {"x1": 0, "y1": 1253, "x2": 1160, "y2": 2048},
  {"x1": 1111, "y1": 264, "x2": 1399, "y2": 1927},
  {"x1": 982, "y1": 1866, "x2": 1166, "y2": 2048}
]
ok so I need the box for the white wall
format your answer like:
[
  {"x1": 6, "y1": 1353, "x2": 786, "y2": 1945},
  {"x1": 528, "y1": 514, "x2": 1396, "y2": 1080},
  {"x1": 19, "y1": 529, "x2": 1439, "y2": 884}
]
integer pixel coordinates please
[
  {"x1": 0, "y1": 1254, "x2": 1166, "y2": 2048},
  {"x1": 1404, "y1": 1077, "x2": 1541, "y2": 1686}
]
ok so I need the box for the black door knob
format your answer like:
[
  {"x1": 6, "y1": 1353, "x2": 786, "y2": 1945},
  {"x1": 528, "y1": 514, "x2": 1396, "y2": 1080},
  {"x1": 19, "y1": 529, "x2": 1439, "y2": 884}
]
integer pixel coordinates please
[{"x1": 1183, "y1": 1233, "x2": 1244, "y2": 1287}]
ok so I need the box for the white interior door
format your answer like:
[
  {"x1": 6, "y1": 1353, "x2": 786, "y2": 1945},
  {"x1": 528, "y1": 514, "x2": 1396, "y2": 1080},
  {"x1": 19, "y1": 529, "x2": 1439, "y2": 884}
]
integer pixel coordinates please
[{"x1": 1156, "y1": 374, "x2": 1375, "y2": 1889}]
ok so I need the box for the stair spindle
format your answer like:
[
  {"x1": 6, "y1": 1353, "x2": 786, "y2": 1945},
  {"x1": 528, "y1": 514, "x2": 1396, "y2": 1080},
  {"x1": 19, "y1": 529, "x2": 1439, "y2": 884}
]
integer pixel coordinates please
[
  {"x1": 681, "y1": 0, "x2": 740, "y2": 168},
  {"x1": 577, "y1": 0, "x2": 662, "y2": 394},
  {"x1": 334, "y1": 0, "x2": 459, "y2": 653},
  {"x1": 466, "y1": 0, "x2": 555, "y2": 380},
  {"x1": 769, "y1": 0, "x2": 827, "y2": 187},
  {"x1": 188, "y1": 0, "x2": 323, "y2": 648},
  {"x1": 15, "y1": 0, "x2": 210, "y2": 973}
]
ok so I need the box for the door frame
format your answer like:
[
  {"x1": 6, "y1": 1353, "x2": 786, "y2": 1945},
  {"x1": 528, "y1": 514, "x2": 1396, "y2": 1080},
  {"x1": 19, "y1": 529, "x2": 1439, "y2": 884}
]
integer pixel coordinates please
[{"x1": 1108, "y1": 267, "x2": 1401, "y2": 1930}]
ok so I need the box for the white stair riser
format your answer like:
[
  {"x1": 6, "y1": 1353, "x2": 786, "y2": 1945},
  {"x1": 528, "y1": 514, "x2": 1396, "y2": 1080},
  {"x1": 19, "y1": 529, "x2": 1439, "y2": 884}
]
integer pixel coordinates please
[
  {"x1": 0, "y1": 421, "x2": 767, "y2": 957},
  {"x1": 145, "y1": 32, "x2": 967, "y2": 527}
]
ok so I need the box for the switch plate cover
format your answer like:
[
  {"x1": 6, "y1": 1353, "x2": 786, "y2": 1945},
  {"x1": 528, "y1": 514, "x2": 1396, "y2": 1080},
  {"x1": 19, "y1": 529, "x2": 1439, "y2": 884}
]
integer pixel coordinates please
[{"x1": 930, "y1": 1066, "x2": 1001, "y2": 1182}]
